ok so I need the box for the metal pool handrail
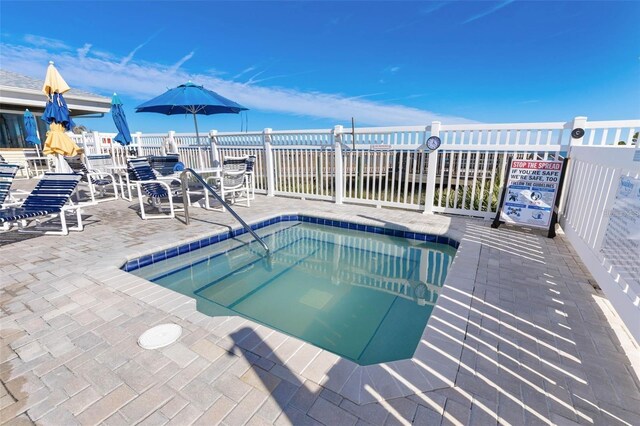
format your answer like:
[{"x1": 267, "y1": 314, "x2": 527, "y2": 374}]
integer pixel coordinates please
[{"x1": 179, "y1": 168, "x2": 270, "y2": 255}]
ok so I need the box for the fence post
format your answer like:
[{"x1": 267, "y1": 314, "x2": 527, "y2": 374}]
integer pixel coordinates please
[
  {"x1": 569, "y1": 116, "x2": 588, "y2": 148},
  {"x1": 423, "y1": 121, "x2": 440, "y2": 214},
  {"x1": 334, "y1": 125, "x2": 344, "y2": 204},
  {"x1": 209, "y1": 130, "x2": 220, "y2": 168},
  {"x1": 263, "y1": 128, "x2": 275, "y2": 197},
  {"x1": 91, "y1": 131, "x2": 102, "y2": 154},
  {"x1": 80, "y1": 132, "x2": 91, "y2": 154},
  {"x1": 558, "y1": 116, "x2": 587, "y2": 215},
  {"x1": 135, "y1": 132, "x2": 143, "y2": 157}
]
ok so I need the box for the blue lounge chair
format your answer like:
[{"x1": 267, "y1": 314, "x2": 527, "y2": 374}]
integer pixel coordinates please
[
  {"x1": 128, "y1": 158, "x2": 182, "y2": 220},
  {"x1": 147, "y1": 155, "x2": 181, "y2": 177},
  {"x1": 0, "y1": 173, "x2": 83, "y2": 235},
  {"x1": 0, "y1": 164, "x2": 23, "y2": 208}
]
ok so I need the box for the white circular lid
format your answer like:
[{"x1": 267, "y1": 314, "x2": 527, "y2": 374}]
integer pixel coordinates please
[{"x1": 138, "y1": 323, "x2": 182, "y2": 350}]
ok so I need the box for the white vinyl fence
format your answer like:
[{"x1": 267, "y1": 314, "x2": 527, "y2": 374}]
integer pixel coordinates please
[
  {"x1": 560, "y1": 144, "x2": 640, "y2": 342},
  {"x1": 80, "y1": 116, "x2": 638, "y2": 216}
]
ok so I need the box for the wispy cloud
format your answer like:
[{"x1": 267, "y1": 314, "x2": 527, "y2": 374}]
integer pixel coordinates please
[
  {"x1": 385, "y1": 2, "x2": 448, "y2": 33},
  {"x1": 120, "y1": 30, "x2": 163, "y2": 67},
  {"x1": 462, "y1": 0, "x2": 514, "y2": 25},
  {"x1": 247, "y1": 70, "x2": 315, "y2": 85},
  {"x1": 120, "y1": 43, "x2": 147, "y2": 67},
  {"x1": 233, "y1": 65, "x2": 257, "y2": 80},
  {"x1": 382, "y1": 93, "x2": 429, "y2": 103},
  {"x1": 345, "y1": 92, "x2": 387, "y2": 101},
  {"x1": 168, "y1": 51, "x2": 195, "y2": 74},
  {"x1": 77, "y1": 43, "x2": 92, "y2": 60},
  {"x1": 0, "y1": 42, "x2": 474, "y2": 127},
  {"x1": 245, "y1": 68, "x2": 269, "y2": 85},
  {"x1": 518, "y1": 99, "x2": 539, "y2": 104},
  {"x1": 23, "y1": 34, "x2": 70, "y2": 50}
]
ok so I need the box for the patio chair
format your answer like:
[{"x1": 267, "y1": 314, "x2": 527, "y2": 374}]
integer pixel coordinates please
[
  {"x1": 0, "y1": 173, "x2": 84, "y2": 235},
  {"x1": 223, "y1": 155, "x2": 254, "y2": 200},
  {"x1": 147, "y1": 155, "x2": 181, "y2": 177},
  {"x1": 204, "y1": 157, "x2": 250, "y2": 210},
  {"x1": 64, "y1": 155, "x2": 118, "y2": 203},
  {"x1": 128, "y1": 158, "x2": 183, "y2": 220},
  {"x1": 245, "y1": 155, "x2": 256, "y2": 200},
  {"x1": 86, "y1": 154, "x2": 133, "y2": 201}
]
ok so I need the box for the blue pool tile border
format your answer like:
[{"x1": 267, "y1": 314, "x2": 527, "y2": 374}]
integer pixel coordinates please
[{"x1": 121, "y1": 214, "x2": 460, "y2": 273}]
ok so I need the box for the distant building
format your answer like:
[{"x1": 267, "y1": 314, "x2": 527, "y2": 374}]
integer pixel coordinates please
[{"x1": 0, "y1": 69, "x2": 111, "y2": 148}]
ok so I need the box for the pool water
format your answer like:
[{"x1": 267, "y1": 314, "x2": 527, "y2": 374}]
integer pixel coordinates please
[{"x1": 131, "y1": 221, "x2": 456, "y2": 365}]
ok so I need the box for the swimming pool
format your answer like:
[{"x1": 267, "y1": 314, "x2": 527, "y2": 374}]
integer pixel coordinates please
[{"x1": 126, "y1": 216, "x2": 457, "y2": 365}]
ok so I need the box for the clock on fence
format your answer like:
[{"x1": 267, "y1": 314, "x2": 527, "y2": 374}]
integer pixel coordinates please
[{"x1": 426, "y1": 136, "x2": 441, "y2": 151}]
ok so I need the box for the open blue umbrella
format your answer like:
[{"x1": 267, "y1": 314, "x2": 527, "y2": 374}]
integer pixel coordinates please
[
  {"x1": 135, "y1": 81, "x2": 247, "y2": 143},
  {"x1": 23, "y1": 109, "x2": 41, "y2": 145},
  {"x1": 111, "y1": 93, "x2": 132, "y2": 145}
]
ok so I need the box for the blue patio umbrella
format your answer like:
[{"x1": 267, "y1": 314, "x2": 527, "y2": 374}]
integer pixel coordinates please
[
  {"x1": 111, "y1": 93, "x2": 132, "y2": 145},
  {"x1": 135, "y1": 81, "x2": 247, "y2": 143},
  {"x1": 23, "y1": 109, "x2": 41, "y2": 145}
]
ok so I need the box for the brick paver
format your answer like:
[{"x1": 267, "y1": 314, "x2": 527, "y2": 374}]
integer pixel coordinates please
[{"x1": 1, "y1": 186, "x2": 639, "y2": 425}]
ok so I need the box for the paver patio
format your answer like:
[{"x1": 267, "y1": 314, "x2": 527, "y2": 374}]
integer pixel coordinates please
[{"x1": 1, "y1": 183, "x2": 639, "y2": 425}]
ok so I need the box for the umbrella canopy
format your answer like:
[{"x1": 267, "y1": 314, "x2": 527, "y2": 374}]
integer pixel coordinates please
[
  {"x1": 42, "y1": 123, "x2": 81, "y2": 157},
  {"x1": 41, "y1": 62, "x2": 80, "y2": 158},
  {"x1": 135, "y1": 81, "x2": 247, "y2": 143},
  {"x1": 42, "y1": 93, "x2": 76, "y2": 131},
  {"x1": 23, "y1": 109, "x2": 41, "y2": 145},
  {"x1": 111, "y1": 93, "x2": 132, "y2": 145},
  {"x1": 42, "y1": 61, "x2": 70, "y2": 96}
]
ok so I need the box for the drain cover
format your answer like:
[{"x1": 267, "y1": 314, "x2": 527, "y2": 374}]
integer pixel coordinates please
[{"x1": 138, "y1": 324, "x2": 182, "y2": 349}]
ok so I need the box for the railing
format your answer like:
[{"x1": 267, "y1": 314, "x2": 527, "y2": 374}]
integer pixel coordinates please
[
  {"x1": 77, "y1": 117, "x2": 638, "y2": 217},
  {"x1": 179, "y1": 168, "x2": 270, "y2": 255}
]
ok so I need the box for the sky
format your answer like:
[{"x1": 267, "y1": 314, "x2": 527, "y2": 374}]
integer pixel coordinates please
[{"x1": 1, "y1": 1, "x2": 639, "y2": 135}]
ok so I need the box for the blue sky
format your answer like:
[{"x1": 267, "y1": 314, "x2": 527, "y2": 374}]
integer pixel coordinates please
[{"x1": 1, "y1": 1, "x2": 639, "y2": 134}]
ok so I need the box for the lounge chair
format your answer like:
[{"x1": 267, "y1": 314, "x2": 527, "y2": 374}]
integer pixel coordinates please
[
  {"x1": 128, "y1": 158, "x2": 183, "y2": 220},
  {"x1": 64, "y1": 156, "x2": 118, "y2": 203},
  {"x1": 0, "y1": 164, "x2": 27, "y2": 208},
  {"x1": 0, "y1": 173, "x2": 84, "y2": 235},
  {"x1": 147, "y1": 155, "x2": 181, "y2": 177}
]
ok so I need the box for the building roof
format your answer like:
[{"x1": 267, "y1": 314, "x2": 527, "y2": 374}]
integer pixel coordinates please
[{"x1": 0, "y1": 69, "x2": 111, "y2": 116}]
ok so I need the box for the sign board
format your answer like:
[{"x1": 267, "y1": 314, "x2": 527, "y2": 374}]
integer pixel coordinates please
[
  {"x1": 499, "y1": 160, "x2": 563, "y2": 229},
  {"x1": 370, "y1": 144, "x2": 392, "y2": 150},
  {"x1": 600, "y1": 175, "x2": 640, "y2": 289}
]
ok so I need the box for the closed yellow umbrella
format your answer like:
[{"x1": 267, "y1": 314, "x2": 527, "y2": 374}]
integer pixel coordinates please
[
  {"x1": 41, "y1": 62, "x2": 80, "y2": 161},
  {"x1": 42, "y1": 61, "x2": 70, "y2": 96},
  {"x1": 42, "y1": 123, "x2": 81, "y2": 157}
]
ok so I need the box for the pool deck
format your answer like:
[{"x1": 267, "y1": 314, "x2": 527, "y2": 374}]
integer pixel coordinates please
[{"x1": 1, "y1": 187, "x2": 639, "y2": 425}]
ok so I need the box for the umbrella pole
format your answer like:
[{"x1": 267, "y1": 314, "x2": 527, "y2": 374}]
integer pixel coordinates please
[
  {"x1": 193, "y1": 112, "x2": 214, "y2": 167},
  {"x1": 192, "y1": 112, "x2": 200, "y2": 145}
]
